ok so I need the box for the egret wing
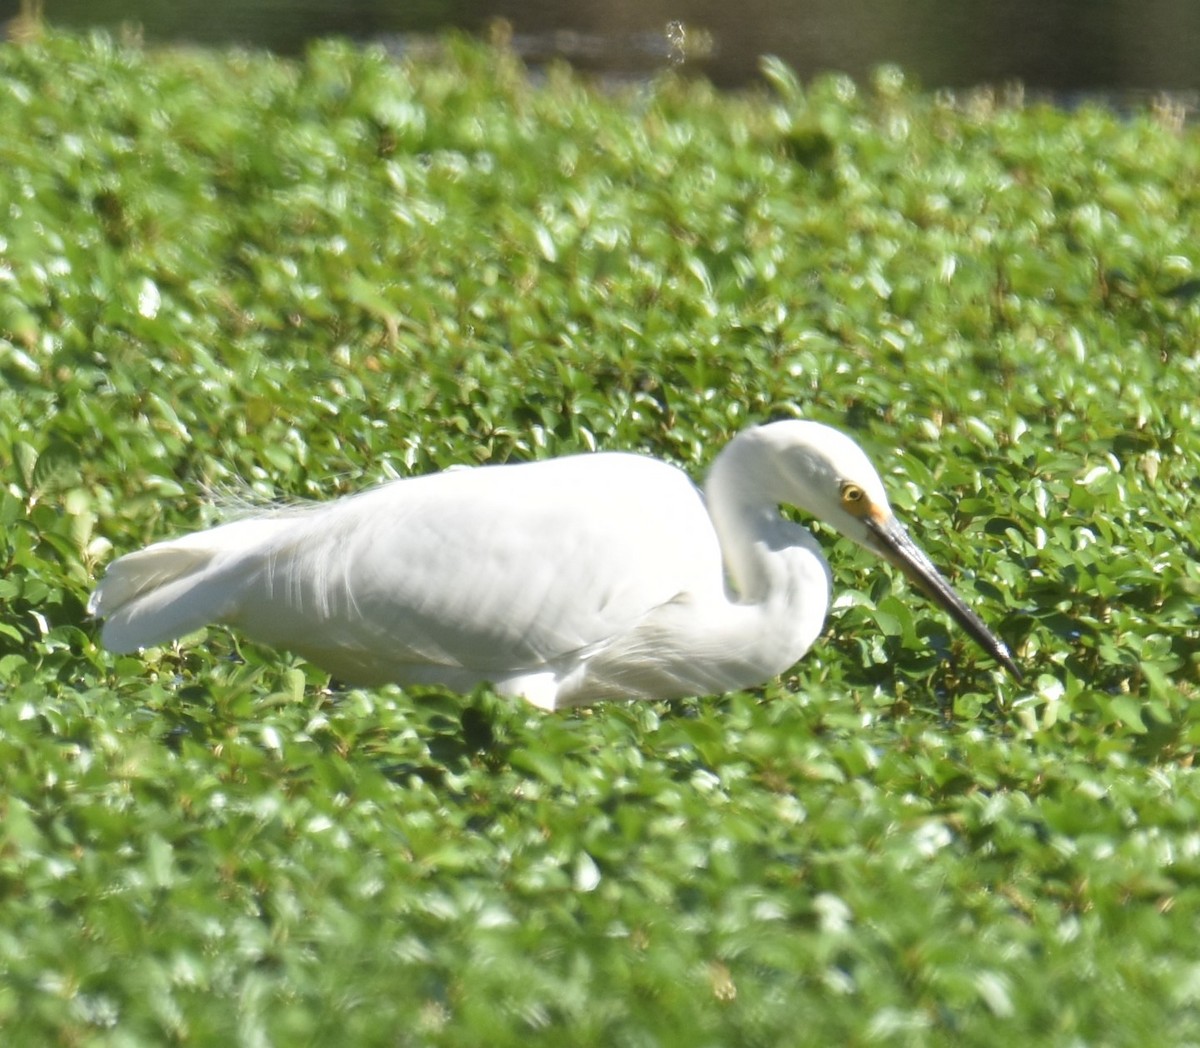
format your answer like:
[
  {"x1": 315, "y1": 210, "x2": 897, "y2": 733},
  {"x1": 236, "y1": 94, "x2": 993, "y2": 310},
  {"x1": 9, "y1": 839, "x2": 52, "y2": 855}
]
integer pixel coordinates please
[{"x1": 227, "y1": 453, "x2": 725, "y2": 685}]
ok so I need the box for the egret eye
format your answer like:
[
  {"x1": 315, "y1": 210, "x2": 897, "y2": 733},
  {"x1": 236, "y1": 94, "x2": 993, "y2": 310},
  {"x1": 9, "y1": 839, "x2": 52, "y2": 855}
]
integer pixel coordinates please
[{"x1": 840, "y1": 482, "x2": 866, "y2": 507}]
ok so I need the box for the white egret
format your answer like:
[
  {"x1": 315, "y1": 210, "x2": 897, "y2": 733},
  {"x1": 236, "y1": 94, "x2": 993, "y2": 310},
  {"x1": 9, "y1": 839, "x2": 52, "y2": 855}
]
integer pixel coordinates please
[{"x1": 88, "y1": 421, "x2": 1020, "y2": 709}]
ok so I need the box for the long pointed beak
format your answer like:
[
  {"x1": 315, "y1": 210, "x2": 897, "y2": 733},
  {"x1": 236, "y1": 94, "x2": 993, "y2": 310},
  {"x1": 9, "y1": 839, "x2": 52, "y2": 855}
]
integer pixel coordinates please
[{"x1": 865, "y1": 513, "x2": 1022, "y2": 680}]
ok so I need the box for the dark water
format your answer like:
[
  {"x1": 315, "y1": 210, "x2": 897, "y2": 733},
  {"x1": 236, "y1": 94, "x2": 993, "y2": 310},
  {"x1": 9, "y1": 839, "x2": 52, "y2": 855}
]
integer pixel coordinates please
[{"x1": 7, "y1": 0, "x2": 1200, "y2": 96}]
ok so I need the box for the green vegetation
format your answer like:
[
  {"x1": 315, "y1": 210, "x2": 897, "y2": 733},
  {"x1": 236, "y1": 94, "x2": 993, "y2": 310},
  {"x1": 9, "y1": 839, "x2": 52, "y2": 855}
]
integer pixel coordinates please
[{"x1": 1, "y1": 30, "x2": 1199, "y2": 1046}]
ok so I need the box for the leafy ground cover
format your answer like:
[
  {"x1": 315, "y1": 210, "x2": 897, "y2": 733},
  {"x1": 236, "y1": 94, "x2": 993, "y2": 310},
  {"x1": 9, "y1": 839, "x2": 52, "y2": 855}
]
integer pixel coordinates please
[{"x1": 1, "y1": 29, "x2": 1199, "y2": 1047}]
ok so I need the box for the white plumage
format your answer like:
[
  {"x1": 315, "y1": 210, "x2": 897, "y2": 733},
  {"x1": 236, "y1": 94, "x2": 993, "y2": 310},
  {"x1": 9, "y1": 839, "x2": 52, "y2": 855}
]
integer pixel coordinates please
[{"x1": 89, "y1": 421, "x2": 1018, "y2": 709}]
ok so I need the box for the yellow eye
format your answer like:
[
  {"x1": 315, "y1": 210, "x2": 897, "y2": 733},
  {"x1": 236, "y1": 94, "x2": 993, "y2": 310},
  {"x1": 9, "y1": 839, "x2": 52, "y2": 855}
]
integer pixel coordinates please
[{"x1": 840, "y1": 482, "x2": 865, "y2": 506}]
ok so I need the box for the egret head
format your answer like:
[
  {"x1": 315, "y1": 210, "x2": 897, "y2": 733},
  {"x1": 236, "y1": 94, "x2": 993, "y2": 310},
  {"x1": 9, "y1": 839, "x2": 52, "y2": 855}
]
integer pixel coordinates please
[
  {"x1": 763, "y1": 421, "x2": 1021, "y2": 679},
  {"x1": 763, "y1": 422, "x2": 893, "y2": 546}
]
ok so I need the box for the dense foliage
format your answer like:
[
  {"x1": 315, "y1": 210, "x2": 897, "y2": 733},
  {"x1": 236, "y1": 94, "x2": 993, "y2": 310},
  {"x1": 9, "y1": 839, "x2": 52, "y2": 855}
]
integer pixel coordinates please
[{"x1": 0, "y1": 30, "x2": 1198, "y2": 1046}]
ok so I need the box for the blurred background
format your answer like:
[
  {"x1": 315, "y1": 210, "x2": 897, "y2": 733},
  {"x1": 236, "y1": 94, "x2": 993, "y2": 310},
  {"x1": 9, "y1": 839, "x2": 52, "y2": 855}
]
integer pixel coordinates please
[{"x1": 5, "y1": 0, "x2": 1200, "y2": 97}]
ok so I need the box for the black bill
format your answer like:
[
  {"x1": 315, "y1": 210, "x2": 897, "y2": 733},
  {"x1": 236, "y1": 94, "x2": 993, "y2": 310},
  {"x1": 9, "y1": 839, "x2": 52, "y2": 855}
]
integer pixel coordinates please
[{"x1": 865, "y1": 513, "x2": 1022, "y2": 680}]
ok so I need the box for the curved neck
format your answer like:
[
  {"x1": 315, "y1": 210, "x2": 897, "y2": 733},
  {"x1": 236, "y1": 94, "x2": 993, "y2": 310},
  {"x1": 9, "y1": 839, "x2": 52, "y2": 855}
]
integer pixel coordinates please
[{"x1": 703, "y1": 429, "x2": 826, "y2": 607}]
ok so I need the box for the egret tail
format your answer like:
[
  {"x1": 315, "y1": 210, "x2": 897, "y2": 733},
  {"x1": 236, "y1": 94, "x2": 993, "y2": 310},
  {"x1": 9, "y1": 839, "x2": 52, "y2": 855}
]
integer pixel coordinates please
[{"x1": 87, "y1": 516, "x2": 295, "y2": 652}]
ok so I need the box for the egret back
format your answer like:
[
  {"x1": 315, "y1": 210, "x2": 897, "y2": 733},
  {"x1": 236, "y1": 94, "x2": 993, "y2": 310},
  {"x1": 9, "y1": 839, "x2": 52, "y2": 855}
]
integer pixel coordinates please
[{"x1": 227, "y1": 453, "x2": 729, "y2": 688}]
